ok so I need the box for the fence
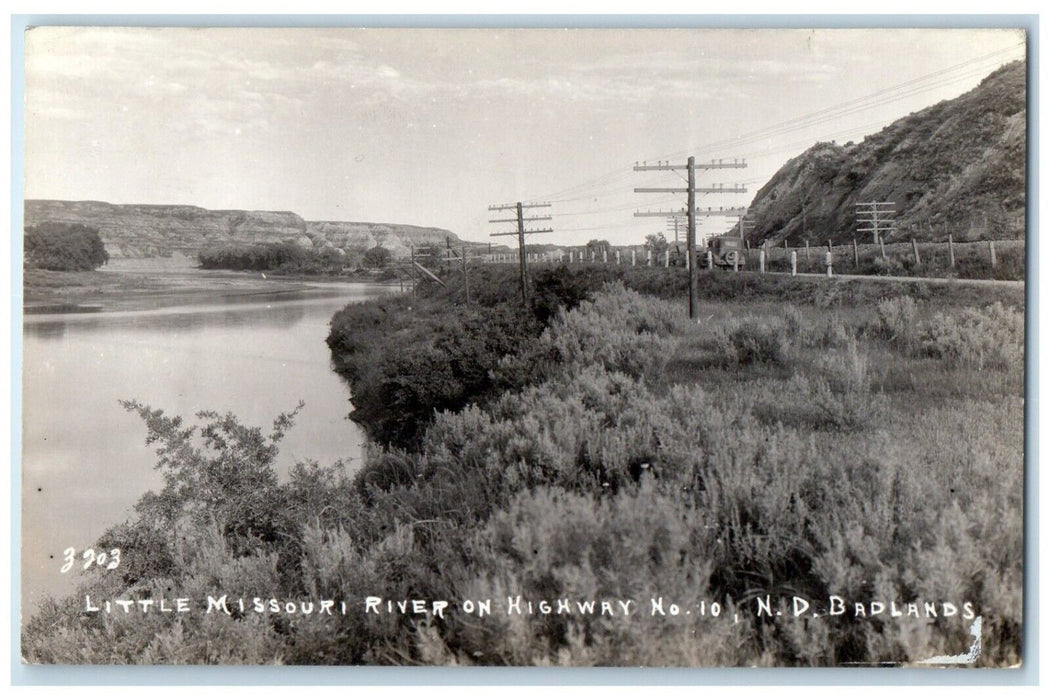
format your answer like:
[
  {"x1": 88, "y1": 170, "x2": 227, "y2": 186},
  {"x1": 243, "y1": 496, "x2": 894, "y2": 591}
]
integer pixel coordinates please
[{"x1": 479, "y1": 238, "x2": 1025, "y2": 282}]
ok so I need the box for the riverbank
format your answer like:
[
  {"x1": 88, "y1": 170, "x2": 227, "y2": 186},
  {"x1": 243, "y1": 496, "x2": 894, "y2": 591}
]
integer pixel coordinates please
[
  {"x1": 23, "y1": 261, "x2": 401, "y2": 314},
  {"x1": 20, "y1": 283, "x2": 391, "y2": 617}
]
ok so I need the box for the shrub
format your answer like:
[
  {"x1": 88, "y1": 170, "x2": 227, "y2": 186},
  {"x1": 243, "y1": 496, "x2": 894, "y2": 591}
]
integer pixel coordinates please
[
  {"x1": 874, "y1": 295, "x2": 919, "y2": 351},
  {"x1": 114, "y1": 399, "x2": 303, "y2": 555},
  {"x1": 921, "y1": 302, "x2": 1024, "y2": 370},
  {"x1": 362, "y1": 245, "x2": 392, "y2": 269},
  {"x1": 336, "y1": 300, "x2": 543, "y2": 449},
  {"x1": 529, "y1": 266, "x2": 608, "y2": 323},
  {"x1": 440, "y1": 482, "x2": 752, "y2": 666},
  {"x1": 728, "y1": 319, "x2": 789, "y2": 365},
  {"x1": 529, "y1": 283, "x2": 688, "y2": 379},
  {"x1": 869, "y1": 255, "x2": 906, "y2": 276},
  {"x1": 24, "y1": 222, "x2": 109, "y2": 271},
  {"x1": 806, "y1": 341, "x2": 887, "y2": 430},
  {"x1": 197, "y1": 242, "x2": 346, "y2": 274},
  {"x1": 425, "y1": 366, "x2": 672, "y2": 492}
]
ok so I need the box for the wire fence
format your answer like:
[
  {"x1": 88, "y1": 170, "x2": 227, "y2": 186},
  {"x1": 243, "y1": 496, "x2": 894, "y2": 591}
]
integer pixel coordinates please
[{"x1": 476, "y1": 238, "x2": 1025, "y2": 282}]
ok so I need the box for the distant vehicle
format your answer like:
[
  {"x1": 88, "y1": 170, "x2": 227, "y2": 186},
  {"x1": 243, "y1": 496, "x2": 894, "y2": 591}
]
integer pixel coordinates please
[{"x1": 707, "y1": 235, "x2": 746, "y2": 268}]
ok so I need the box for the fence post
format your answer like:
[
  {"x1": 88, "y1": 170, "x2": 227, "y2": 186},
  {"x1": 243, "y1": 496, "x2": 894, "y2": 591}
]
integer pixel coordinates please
[
  {"x1": 990, "y1": 241, "x2": 997, "y2": 268},
  {"x1": 825, "y1": 249, "x2": 833, "y2": 277},
  {"x1": 948, "y1": 235, "x2": 956, "y2": 268},
  {"x1": 631, "y1": 249, "x2": 636, "y2": 266},
  {"x1": 707, "y1": 250, "x2": 713, "y2": 269},
  {"x1": 911, "y1": 238, "x2": 921, "y2": 266},
  {"x1": 853, "y1": 238, "x2": 859, "y2": 268},
  {"x1": 664, "y1": 249, "x2": 670, "y2": 267},
  {"x1": 602, "y1": 249, "x2": 608, "y2": 263},
  {"x1": 791, "y1": 250, "x2": 797, "y2": 276},
  {"x1": 759, "y1": 249, "x2": 765, "y2": 273},
  {"x1": 615, "y1": 250, "x2": 620, "y2": 264},
  {"x1": 647, "y1": 249, "x2": 652, "y2": 266}
]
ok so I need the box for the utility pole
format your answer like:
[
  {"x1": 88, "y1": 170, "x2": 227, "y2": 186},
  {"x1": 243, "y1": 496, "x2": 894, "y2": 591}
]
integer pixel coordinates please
[
  {"x1": 634, "y1": 158, "x2": 748, "y2": 319},
  {"x1": 736, "y1": 214, "x2": 755, "y2": 241},
  {"x1": 462, "y1": 246, "x2": 470, "y2": 303},
  {"x1": 856, "y1": 201, "x2": 896, "y2": 245},
  {"x1": 687, "y1": 157, "x2": 697, "y2": 312},
  {"x1": 666, "y1": 215, "x2": 683, "y2": 244},
  {"x1": 488, "y1": 201, "x2": 553, "y2": 308}
]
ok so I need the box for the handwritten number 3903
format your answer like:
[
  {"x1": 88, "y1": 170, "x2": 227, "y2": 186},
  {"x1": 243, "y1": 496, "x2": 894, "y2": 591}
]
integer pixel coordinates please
[{"x1": 60, "y1": 547, "x2": 120, "y2": 573}]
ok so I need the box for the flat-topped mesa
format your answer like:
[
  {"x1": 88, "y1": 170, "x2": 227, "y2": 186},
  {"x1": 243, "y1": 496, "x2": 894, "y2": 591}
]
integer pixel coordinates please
[{"x1": 23, "y1": 199, "x2": 462, "y2": 260}]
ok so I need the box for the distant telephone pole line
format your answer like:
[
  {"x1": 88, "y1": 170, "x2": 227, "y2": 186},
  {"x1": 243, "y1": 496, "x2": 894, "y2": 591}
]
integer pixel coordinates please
[
  {"x1": 488, "y1": 201, "x2": 553, "y2": 308},
  {"x1": 634, "y1": 157, "x2": 747, "y2": 319},
  {"x1": 736, "y1": 214, "x2": 755, "y2": 240},
  {"x1": 666, "y1": 215, "x2": 684, "y2": 244},
  {"x1": 856, "y1": 201, "x2": 896, "y2": 244}
]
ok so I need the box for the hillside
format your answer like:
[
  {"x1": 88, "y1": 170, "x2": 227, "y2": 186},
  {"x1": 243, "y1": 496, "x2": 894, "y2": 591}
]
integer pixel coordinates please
[
  {"x1": 745, "y1": 61, "x2": 1026, "y2": 245},
  {"x1": 23, "y1": 199, "x2": 463, "y2": 259}
]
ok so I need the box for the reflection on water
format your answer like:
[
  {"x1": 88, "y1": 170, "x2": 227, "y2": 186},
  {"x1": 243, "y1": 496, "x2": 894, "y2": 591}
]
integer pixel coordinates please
[
  {"x1": 22, "y1": 284, "x2": 393, "y2": 614},
  {"x1": 27, "y1": 300, "x2": 310, "y2": 340}
]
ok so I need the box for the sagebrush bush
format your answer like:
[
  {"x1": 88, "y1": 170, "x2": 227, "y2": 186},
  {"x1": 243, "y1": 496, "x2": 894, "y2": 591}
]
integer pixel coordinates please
[
  {"x1": 921, "y1": 302, "x2": 1023, "y2": 370},
  {"x1": 874, "y1": 295, "x2": 919, "y2": 350},
  {"x1": 728, "y1": 319, "x2": 789, "y2": 365},
  {"x1": 806, "y1": 342, "x2": 888, "y2": 431},
  {"x1": 869, "y1": 255, "x2": 906, "y2": 276},
  {"x1": 534, "y1": 282, "x2": 688, "y2": 378}
]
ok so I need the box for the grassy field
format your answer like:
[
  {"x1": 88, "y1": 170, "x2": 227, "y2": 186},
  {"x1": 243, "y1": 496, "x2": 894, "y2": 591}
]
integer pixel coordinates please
[{"x1": 22, "y1": 266, "x2": 1024, "y2": 666}]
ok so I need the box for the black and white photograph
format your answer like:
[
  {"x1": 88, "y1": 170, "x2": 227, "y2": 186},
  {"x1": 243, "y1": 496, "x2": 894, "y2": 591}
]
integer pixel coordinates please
[{"x1": 15, "y1": 22, "x2": 1028, "y2": 668}]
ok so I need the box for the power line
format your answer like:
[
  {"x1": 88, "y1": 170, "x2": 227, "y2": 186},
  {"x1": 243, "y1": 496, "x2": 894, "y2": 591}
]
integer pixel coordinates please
[
  {"x1": 643, "y1": 44, "x2": 1023, "y2": 163},
  {"x1": 697, "y1": 61, "x2": 1017, "y2": 158},
  {"x1": 555, "y1": 221, "x2": 647, "y2": 233},
  {"x1": 510, "y1": 48, "x2": 1023, "y2": 249},
  {"x1": 524, "y1": 46, "x2": 1021, "y2": 211},
  {"x1": 557, "y1": 196, "x2": 681, "y2": 217},
  {"x1": 546, "y1": 173, "x2": 678, "y2": 204}
]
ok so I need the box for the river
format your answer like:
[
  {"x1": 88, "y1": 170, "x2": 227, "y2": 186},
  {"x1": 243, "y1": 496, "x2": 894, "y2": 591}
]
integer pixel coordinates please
[{"x1": 20, "y1": 282, "x2": 394, "y2": 614}]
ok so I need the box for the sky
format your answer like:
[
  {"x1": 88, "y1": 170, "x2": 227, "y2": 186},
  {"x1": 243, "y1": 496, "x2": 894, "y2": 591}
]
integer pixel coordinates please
[{"x1": 23, "y1": 26, "x2": 1027, "y2": 247}]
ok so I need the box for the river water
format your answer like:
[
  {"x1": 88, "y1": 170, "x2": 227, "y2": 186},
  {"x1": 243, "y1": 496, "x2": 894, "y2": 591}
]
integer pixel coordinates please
[{"x1": 20, "y1": 283, "x2": 394, "y2": 614}]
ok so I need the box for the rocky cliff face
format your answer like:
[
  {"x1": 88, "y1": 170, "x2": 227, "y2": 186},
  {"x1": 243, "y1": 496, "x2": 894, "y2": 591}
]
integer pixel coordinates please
[
  {"x1": 23, "y1": 199, "x2": 462, "y2": 259},
  {"x1": 745, "y1": 61, "x2": 1026, "y2": 245},
  {"x1": 304, "y1": 221, "x2": 459, "y2": 259}
]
